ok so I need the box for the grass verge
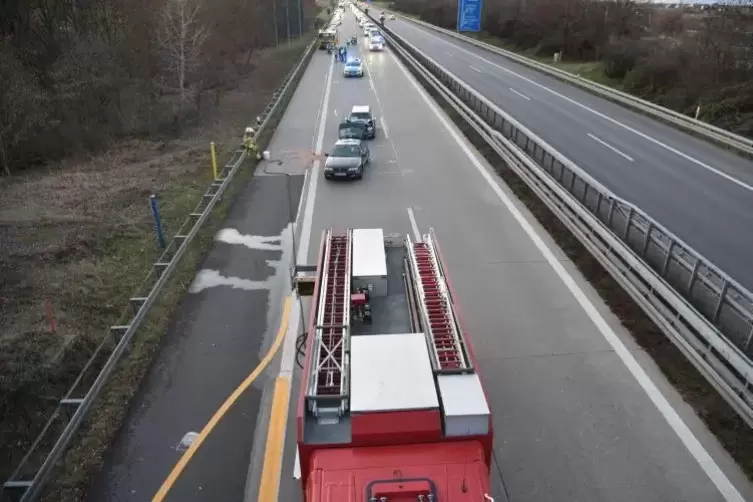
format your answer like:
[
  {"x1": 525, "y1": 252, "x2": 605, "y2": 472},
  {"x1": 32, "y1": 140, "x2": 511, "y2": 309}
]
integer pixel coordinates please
[
  {"x1": 0, "y1": 36, "x2": 314, "y2": 502},
  {"x1": 391, "y1": 34, "x2": 753, "y2": 482}
]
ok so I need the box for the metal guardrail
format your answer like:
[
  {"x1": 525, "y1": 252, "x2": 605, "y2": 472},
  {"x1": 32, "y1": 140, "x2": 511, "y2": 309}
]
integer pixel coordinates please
[
  {"x1": 1, "y1": 36, "x2": 319, "y2": 502},
  {"x1": 361, "y1": 9, "x2": 753, "y2": 424},
  {"x1": 382, "y1": 9, "x2": 753, "y2": 157}
]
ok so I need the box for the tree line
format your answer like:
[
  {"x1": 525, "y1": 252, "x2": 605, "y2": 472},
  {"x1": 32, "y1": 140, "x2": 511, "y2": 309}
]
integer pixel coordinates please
[
  {"x1": 392, "y1": 0, "x2": 753, "y2": 138},
  {"x1": 0, "y1": 0, "x2": 317, "y2": 176}
]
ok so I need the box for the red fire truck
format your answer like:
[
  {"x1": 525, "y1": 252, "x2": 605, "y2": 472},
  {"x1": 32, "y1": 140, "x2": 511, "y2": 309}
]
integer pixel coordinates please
[{"x1": 293, "y1": 227, "x2": 495, "y2": 501}]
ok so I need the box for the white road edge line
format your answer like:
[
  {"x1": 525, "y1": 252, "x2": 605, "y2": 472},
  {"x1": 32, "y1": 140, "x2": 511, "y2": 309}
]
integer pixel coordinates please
[
  {"x1": 407, "y1": 208, "x2": 421, "y2": 241},
  {"x1": 509, "y1": 87, "x2": 531, "y2": 101},
  {"x1": 381, "y1": 116, "x2": 390, "y2": 139},
  {"x1": 275, "y1": 54, "x2": 336, "y2": 495},
  {"x1": 390, "y1": 37, "x2": 746, "y2": 502},
  {"x1": 469, "y1": 65, "x2": 482, "y2": 73},
  {"x1": 412, "y1": 25, "x2": 753, "y2": 193},
  {"x1": 363, "y1": 56, "x2": 402, "y2": 165},
  {"x1": 587, "y1": 133, "x2": 634, "y2": 162}
]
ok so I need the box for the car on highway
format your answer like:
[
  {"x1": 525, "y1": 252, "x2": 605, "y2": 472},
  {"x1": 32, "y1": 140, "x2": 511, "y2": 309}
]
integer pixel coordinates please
[
  {"x1": 389, "y1": 14, "x2": 395, "y2": 19},
  {"x1": 346, "y1": 105, "x2": 376, "y2": 139},
  {"x1": 323, "y1": 139, "x2": 370, "y2": 180},
  {"x1": 369, "y1": 35, "x2": 385, "y2": 51},
  {"x1": 363, "y1": 23, "x2": 377, "y2": 36},
  {"x1": 317, "y1": 29, "x2": 337, "y2": 49},
  {"x1": 343, "y1": 58, "x2": 364, "y2": 78}
]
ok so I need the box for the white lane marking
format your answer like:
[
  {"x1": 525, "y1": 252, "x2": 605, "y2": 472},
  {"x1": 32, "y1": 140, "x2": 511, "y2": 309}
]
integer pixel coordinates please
[
  {"x1": 381, "y1": 116, "x2": 390, "y2": 139},
  {"x1": 293, "y1": 169, "x2": 309, "y2": 226},
  {"x1": 409, "y1": 25, "x2": 753, "y2": 193},
  {"x1": 509, "y1": 87, "x2": 531, "y2": 101},
  {"x1": 363, "y1": 56, "x2": 402, "y2": 167},
  {"x1": 293, "y1": 447, "x2": 301, "y2": 480},
  {"x1": 334, "y1": 108, "x2": 338, "y2": 117},
  {"x1": 446, "y1": 51, "x2": 454, "y2": 57},
  {"x1": 407, "y1": 208, "x2": 421, "y2": 241},
  {"x1": 469, "y1": 65, "x2": 482, "y2": 73},
  {"x1": 391, "y1": 41, "x2": 747, "y2": 502},
  {"x1": 588, "y1": 133, "x2": 634, "y2": 162},
  {"x1": 275, "y1": 55, "x2": 336, "y2": 491}
]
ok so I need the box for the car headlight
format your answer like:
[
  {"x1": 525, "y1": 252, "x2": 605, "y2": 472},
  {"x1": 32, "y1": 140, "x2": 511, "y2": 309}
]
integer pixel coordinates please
[{"x1": 348, "y1": 167, "x2": 359, "y2": 171}]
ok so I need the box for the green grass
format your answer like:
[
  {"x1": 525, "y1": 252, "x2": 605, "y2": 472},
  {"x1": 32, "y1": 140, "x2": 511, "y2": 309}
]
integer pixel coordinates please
[
  {"x1": 39, "y1": 153, "x2": 254, "y2": 502},
  {"x1": 0, "y1": 37, "x2": 317, "y2": 502}
]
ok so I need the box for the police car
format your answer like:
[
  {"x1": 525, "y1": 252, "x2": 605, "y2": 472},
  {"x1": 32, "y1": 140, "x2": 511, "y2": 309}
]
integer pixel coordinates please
[{"x1": 343, "y1": 57, "x2": 364, "y2": 78}]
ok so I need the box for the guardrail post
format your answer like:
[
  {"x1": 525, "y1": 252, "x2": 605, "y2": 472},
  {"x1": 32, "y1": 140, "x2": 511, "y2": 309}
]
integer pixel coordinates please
[
  {"x1": 3, "y1": 481, "x2": 31, "y2": 502},
  {"x1": 110, "y1": 325, "x2": 129, "y2": 346},
  {"x1": 712, "y1": 280, "x2": 729, "y2": 323},
  {"x1": 595, "y1": 192, "x2": 603, "y2": 215},
  {"x1": 660, "y1": 241, "x2": 675, "y2": 277},
  {"x1": 623, "y1": 208, "x2": 634, "y2": 240},
  {"x1": 687, "y1": 259, "x2": 700, "y2": 294},
  {"x1": 60, "y1": 398, "x2": 84, "y2": 422},
  {"x1": 642, "y1": 223, "x2": 653, "y2": 255}
]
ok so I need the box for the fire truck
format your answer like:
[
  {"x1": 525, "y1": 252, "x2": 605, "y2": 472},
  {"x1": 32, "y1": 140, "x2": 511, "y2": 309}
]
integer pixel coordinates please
[{"x1": 293, "y1": 228, "x2": 495, "y2": 501}]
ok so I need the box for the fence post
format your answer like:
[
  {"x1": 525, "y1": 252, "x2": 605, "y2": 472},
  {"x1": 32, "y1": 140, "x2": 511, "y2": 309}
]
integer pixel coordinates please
[
  {"x1": 211, "y1": 142, "x2": 219, "y2": 181},
  {"x1": 150, "y1": 195, "x2": 166, "y2": 249}
]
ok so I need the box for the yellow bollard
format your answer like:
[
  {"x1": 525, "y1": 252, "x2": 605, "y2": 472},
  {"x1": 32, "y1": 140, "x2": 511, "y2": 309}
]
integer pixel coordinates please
[{"x1": 210, "y1": 142, "x2": 219, "y2": 181}]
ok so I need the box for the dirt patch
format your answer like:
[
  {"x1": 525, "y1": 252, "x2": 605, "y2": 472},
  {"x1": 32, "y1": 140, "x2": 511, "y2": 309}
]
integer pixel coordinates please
[
  {"x1": 393, "y1": 39, "x2": 753, "y2": 481},
  {"x1": 0, "y1": 37, "x2": 313, "y2": 491}
]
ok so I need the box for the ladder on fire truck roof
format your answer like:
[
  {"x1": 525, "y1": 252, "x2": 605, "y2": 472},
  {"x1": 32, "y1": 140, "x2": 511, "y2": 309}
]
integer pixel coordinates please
[
  {"x1": 407, "y1": 230, "x2": 472, "y2": 374},
  {"x1": 308, "y1": 229, "x2": 352, "y2": 420}
]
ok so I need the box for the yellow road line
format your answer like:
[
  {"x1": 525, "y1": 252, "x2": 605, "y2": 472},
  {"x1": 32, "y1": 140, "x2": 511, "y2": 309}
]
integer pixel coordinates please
[
  {"x1": 257, "y1": 376, "x2": 292, "y2": 502},
  {"x1": 152, "y1": 296, "x2": 293, "y2": 502}
]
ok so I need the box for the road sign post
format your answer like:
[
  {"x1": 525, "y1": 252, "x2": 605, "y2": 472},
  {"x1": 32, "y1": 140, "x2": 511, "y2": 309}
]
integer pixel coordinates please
[{"x1": 457, "y1": 0, "x2": 483, "y2": 32}]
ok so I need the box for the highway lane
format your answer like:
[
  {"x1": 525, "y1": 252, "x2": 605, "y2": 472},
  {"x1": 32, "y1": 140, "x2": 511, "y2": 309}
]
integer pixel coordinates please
[
  {"x1": 86, "y1": 53, "x2": 328, "y2": 502},
  {"x1": 384, "y1": 17, "x2": 753, "y2": 290},
  {"x1": 246, "y1": 13, "x2": 753, "y2": 502}
]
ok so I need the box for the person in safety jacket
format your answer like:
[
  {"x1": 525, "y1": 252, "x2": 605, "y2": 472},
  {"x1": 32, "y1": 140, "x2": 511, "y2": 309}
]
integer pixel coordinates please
[{"x1": 243, "y1": 127, "x2": 261, "y2": 160}]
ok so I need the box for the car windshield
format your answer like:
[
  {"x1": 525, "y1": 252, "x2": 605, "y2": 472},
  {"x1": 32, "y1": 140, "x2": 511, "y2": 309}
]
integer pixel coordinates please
[
  {"x1": 331, "y1": 145, "x2": 361, "y2": 157},
  {"x1": 371, "y1": 36, "x2": 383, "y2": 42},
  {"x1": 346, "y1": 61, "x2": 360, "y2": 67},
  {"x1": 350, "y1": 112, "x2": 370, "y2": 121}
]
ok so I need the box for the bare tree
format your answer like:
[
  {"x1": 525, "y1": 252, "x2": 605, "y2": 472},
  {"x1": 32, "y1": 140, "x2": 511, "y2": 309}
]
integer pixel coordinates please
[{"x1": 158, "y1": 0, "x2": 210, "y2": 105}]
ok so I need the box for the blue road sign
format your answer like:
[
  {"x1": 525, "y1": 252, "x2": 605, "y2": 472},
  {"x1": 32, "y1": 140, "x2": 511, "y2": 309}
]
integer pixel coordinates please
[{"x1": 457, "y1": 0, "x2": 482, "y2": 32}]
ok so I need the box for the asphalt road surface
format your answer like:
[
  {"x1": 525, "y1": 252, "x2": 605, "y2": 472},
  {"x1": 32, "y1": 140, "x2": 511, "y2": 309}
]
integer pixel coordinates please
[
  {"x1": 384, "y1": 16, "x2": 753, "y2": 291},
  {"x1": 243, "y1": 13, "x2": 753, "y2": 502},
  {"x1": 84, "y1": 55, "x2": 327, "y2": 501}
]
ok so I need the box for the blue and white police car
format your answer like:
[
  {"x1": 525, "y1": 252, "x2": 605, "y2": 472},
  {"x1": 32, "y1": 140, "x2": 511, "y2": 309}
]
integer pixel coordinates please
[{"x1": 343, "y1": 57, "x2": 364, "y2": 78}]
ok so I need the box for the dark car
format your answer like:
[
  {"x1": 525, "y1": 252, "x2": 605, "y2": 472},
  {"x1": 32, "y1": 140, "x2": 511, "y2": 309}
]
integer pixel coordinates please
[
  {"x1": 338, "y1": 119, "x2": 367, "y2": 141},
  {"x1": 346, "y1": 105, "x2": 376, "y2": 139},
  {"x1": 324, "y1": 139, "x2": 371, "y2": 180}
]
